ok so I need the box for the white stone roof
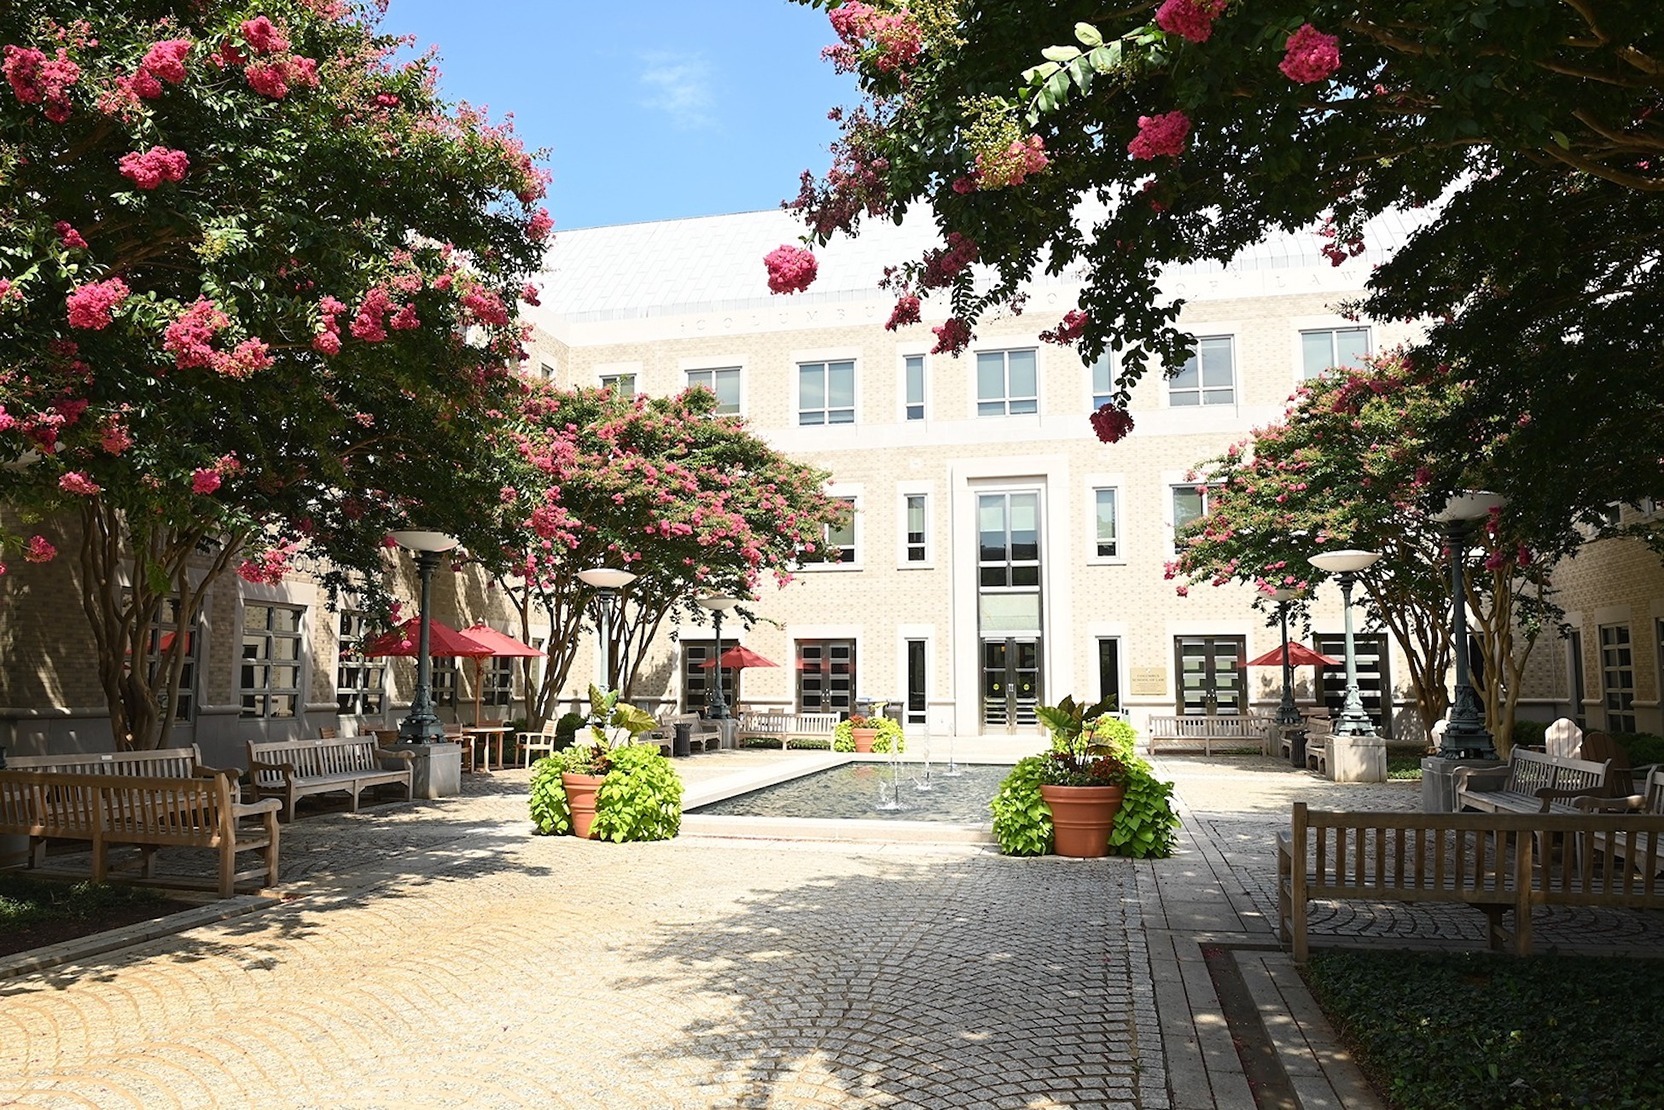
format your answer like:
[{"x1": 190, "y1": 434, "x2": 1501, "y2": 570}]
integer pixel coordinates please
[{"x1": 523, "y1": 204, "x2": 1431, "y2": 327}]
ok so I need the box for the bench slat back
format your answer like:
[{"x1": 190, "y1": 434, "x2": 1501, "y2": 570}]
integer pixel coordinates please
[
  {"x1": 0, "y1": 771, "x2": 231, "y2": 841},
  {"x1": 4, "y1": 746, "x2": 203, "y2": 778},
  {"x1": 1505, "y1": 748, "x2": 1609, "y2": 795},
  {"x1": 248, "y1": 738, "x2": 381, "y2": 786}
]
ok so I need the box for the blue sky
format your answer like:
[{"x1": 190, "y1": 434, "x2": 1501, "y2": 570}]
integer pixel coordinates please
[{"x1": 380, "y1": 1, "x2": 859, "y2": 229}]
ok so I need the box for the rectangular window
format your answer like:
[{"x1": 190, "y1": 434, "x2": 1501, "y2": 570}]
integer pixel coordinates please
[
  {"x1": 1600, "y1": 623, "x2": 1636, "y2": 733},
  {"x1": 906, "y1": 639, "x2": 927, "y2": 724},
  {"x1": 485, "y1": 655, "x2": 514, "y2": 708},
  {"x1": 430, "y1": 659, "x2": 459, "y2": 708},
  {"x1": 1169, "y1": 336, "x2": 1235, "y2": 406},
  {"x1": 1172, "y1": 486, "x2": 1210, "y2": 553},
  {"x1": 538, "y1": 361, "x2": 556, "y2": 381},
  {"x1": 336, "y1": 611, "x2": 385, "y2": 716},
  {"x1": 1097, "y1": 638, "x2": 1122, "y2": 713},
  {"x1": 599, "y1": 372, "x2": 637, "y2": 396},
  {"x1": 976, "y1": 349, "x2": 1038, "y2": 417},
  {"x1": 1301, "y1": 326, "x2": 1371, "y2": 380},
  {"x1": 978, "y1": 491, "x2": 1041, "y2": 589},
  {"x1": 904, "y1": 494, "x2": 927, "y2": 563},
  {"x1": 686, "y1": 367, "x2": 741, "y2": 414},
  {"x1": 798, "y1": 359, "x2": 855, "y2": 425},
  {"x1": 1093, "y1": 488, "x2": 1119, "y2": 558},
  {"x1": 681, "y1": 642, "x2": 737, "y2": 714},
  {"x1": 241, "y1": 603, "x2": 304, "y2": 720},
  {"x1": 905, "y1": 355, "x2": 926, "y2": 421},
  {"x1": 824, "y1": 496, "x2": 857, "y2": 564},
  {"x1": 1091, "y1": 352, "x2": 1114, "y2": 409}
]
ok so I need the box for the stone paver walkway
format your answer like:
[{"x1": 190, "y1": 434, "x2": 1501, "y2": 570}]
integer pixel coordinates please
[{"x1": 3, "y1": 744, "x2": 1661, "y2": 1108}]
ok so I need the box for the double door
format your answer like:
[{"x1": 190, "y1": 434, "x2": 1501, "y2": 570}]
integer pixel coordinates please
[
  {"x1": 1176, "y1": 637, "x2": 1245, "y2": 716},
  {"x1": 982, "y1": 638, "x2": 1041, "y2": 729},
  {"x1": 797, "y1": 640, "x2": 856, "y2": 714}
]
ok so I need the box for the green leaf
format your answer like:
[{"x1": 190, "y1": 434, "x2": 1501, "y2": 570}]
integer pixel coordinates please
[
  {"x1": 1042, "y1": 45, "x2": 1082, "y2": 63},
  {"x1": 1075, "y1": 22, "x2": 1103, "y2": 48}
]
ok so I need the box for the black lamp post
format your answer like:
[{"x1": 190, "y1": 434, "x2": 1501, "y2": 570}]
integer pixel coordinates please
[
  {"x1": 1270, "y1": 588, "x2": 1302, "y2": 728},
  {"x1": 577, "y1": 566, "x2": 637, "y2": 691},
  {"x1": 1433, "y1": 491, "x2": 1507, "y2": 760},
  {"x1": 391, "y1": 529, "x2": 460, "y2": 744},
  {"x1": 695, "y1": 594, "x2": 740, "y2": 718},
  {"x1": 1308, "y1": 549, "x2": 1382, "y2": 737}
]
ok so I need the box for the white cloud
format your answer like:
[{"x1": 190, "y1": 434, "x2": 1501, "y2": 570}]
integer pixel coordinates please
[{"x1": 639, "y1": 51, "x2": 716, "y2": 131}]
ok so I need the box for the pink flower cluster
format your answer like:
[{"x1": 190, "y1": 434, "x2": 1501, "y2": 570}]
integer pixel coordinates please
[
  {"x1": 919, "y1": 232, "x2": 978, "y2": 290},
  {"x1": 58, "y1": 470, "x2": 100, "y2": 496},
  {"x1": 528, "y1": 207, "x2": 554, "y2": 240},
  {"x1": 245, "y1": 55, "x2": 319, "y2": 99},
  {"x1": 191, "y1": 468, "x2": 221, "y2": 494},
  {"x1": 54, "y1": 221, "x2": 87, "y2": 249},
  {"x1": 164, "y1": 299, "x2": 273, "y2": 377},
  {"x1": 236, "y1": 542, "x2": 297, "y2": 585},
  {"x1": 1090, "y1": 403, "x2": 1136, "y2": 444},
  {"x1": 459, "y1": 285, "x2": 507, "y2": 326},
  {"x1": 314, "y1": 294, "x2": 347, "y2": 354},
  {"x1": 764, "y1": 244, "x2": 818, "y2": 295},
  {"x1": 240, "y1": 17, "x2": 290, "y2": 55},
  {"x1": 25, "y1": 535, "x2": 56, "y2": 563},
  {"x1": 1128, "y1": 111, "x2": 1191, "y2": 160},
  {"x1": 825, "y1": 2, "x2": 924, "y2": 74},
  {"x1": 973, "y1": 134, "x2": 1049, "y2": 190},
  {"x1": 1039, "y1": 310, "x2": 1089, "y2": 346},
  {"x1": 930, "y1": 316, "x2": 972, "y2": 356},
  {"x1": 885, "y1": 293, "x2": 921, "y2": 331},
  {"x1": 118, "y1": 145, "x2": 189, "y2": 189},
  {"x1": 66, "y1": 278, "x2": 130, "y2": 330},
  {"x1": 100, "y1": 416, "x2": 134, "y2": 454},
  {"x1": 1280, "y1": 24, "x2": 1341, "y2": 84},
  {"x1": 3, "y1": 44, "x2": 80, "y2": 122},
  {"x1": 1155, "y1": 0, "x2": 1228, "y2": 43},
  {"x1": 118, "y1": 39, "x2": 192, "y2": 102}
]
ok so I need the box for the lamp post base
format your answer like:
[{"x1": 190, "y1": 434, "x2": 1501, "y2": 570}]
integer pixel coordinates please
[
  {"x1": 1328, "y1": 732, "x2": 1387, "y2": 783},
  {"x1": 391, "y1": 740, "x2": 462, "y2": 799}
]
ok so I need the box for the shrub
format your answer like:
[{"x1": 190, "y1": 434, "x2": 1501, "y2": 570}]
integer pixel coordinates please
[
  {"x1": 1508, "y1": 719, "x2": 1548, "y2": 749},
  {"x1": 591, "y1": 744, "x2": 683, "y2": 842},
  {"x1": 1615, "y1": 732, "x2": 1664, "y2": 767},
  {"x1": 528, "y1": 755, "x2": 572, "y2": 835},
  {"x1": 553, "y1": 711, "x2": 587, "y2": 750},
  {"x1": 832, "y1": 716, "x2": 906, "y2": 753},
  {"x1": 1305, "y1": 949, "x2": 1664, "y2": 1109},
  {"x1": 1109, "y1": 764, "x2": 1179, "y2": 858},
  {"x1": 787, "y1": 737, "x2": 831, "y2": 750},
  {"x1": 990, "y1": 755, "x2": 1052, "y2": 856}
]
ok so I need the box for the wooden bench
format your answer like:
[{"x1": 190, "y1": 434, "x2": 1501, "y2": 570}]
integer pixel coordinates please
[
  {"x1": 5, "y1": 745, "x2": 229, "y2": 779},
  {"x1": 246, "y1": 737, "x2": 413, "y2": 821},
  {"x1": 734, "y1": 710, "x2": 840, "y2": 750},
  {"x1": 1453, "y1": 748, "x2": 1611, "y2": 814},
  {"x1": 0, "y1": 771, "x2": 281, "y2": 897},
  {"x1": 657, "y1": 714, "x2": 722, "y2": 753},
  {"x1": 1278, "y1": 802, "x2": 1664, "y2": 963},
  {"x1": 1576, "y1": 767, "x2": 1664, "y2": 876},
  {"x1": 1146, "y1": 713, "x2": 1275, "y2": 756}
]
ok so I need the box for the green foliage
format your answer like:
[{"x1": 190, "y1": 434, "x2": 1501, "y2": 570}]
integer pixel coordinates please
[
  {"x1": 553, "y1": 711, "x2": 588, "y2": 750},
  {"x1": 1305, "y1": 949, "x2": 1664, "y2": 1109},
  {"x1": 1107, "y1": 765, "x2": 1179, "y2": 859},
  {"x1": 527, "y1": 755, "x2": 572, "y2": 836},
  {"x1": 1613, "y1": 733, "x2": 1664, "y2": 768},
  {"x1": 1386, "y1": 752, "x2": 1425, "y2": 780},
  {"x1": 990, "y1": 755, "x2": 1053, "y2": 856},
  {"x1": 832, "y1": 716, "x2": 906, "y2": 753},
  {"x1": 1508, "y1": 719, "x2": 1549, "y2": 750},
  {"x1": 1035, "y1": 694, "x2": 1116, "y2": 746},
  {"x1": 590, "y1": 743, "x2": 683, "y2": 843},
  {"x1": 0, "y1": 875, "x2": 168, "y2": 925},
  {"x1": 585, "y1": 684, "x2": 658, "y2": 746},
  {"x1": 1090, "y1": 714, "x2": 1140, "y2": 760}
]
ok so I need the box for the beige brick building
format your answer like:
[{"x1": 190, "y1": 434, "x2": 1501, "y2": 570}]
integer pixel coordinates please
[{"x1": 524, "y1": 209, "x2": 1432, "y2": 738}]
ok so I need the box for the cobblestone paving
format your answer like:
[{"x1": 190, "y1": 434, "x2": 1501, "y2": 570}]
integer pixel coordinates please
[{"x1": 1, "y1": 765, "x2": 1164, "y2": 1110}]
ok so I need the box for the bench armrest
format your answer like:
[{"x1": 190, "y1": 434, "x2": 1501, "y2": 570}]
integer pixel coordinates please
[
  {"x1": 1452, "y1": 765, "x2": 1508, "y2": 793},
  {"x1": 1574, "y1": 794, "x2": 1646, "y2": 813},
  {"x1": 232, "y1": 797, "x2": 283, "y2": 819},
  {"x1": 194, "y1": 763, "x2": 236, "y2": 779},
  {"x1": 248, "y1": 758, "x2": 296, "y2": 779},
  {"x1": 1536, "y1": 785, "x2": 1608, "y2": 805},
  {"x1": 374, "y1": 747, "x2": 415, "y2": 766}
]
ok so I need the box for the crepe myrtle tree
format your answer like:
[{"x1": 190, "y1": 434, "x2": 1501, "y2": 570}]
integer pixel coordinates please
[
  {"x1": 1171, "y1": 354, "x2": 1565, "y2": 750},
  {"x1": 0, "y1": 1, "x2": 551, "y2": 749},
  {"x1": 772, "y1": 0, "x2": 1664, "y2": 466},
  {"x1": 494, "y1": 384, "x2": 849, "y2": 725}
]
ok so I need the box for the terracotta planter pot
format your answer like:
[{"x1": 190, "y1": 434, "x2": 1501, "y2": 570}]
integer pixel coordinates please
[
  {"x1": 1039, "y1": 783, "x2": 1126, "y2": 858},
  {"x1": 561, "y1": 772, "x2": 605, "y2": 839},
  {"x1": 850, "y1": 727, "x2": 879, "y2": 753}
]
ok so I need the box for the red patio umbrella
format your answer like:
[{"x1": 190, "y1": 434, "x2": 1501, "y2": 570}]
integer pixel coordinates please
[
  {"x1": 359, "y1": 617, "x2": 496, "y2": 661},
  {"x1": 1245, "y1": 641, "x2": 1342, "y2": 668},
  {"x1": 700, "y1": 644, "x2": 778, "y2": 708},
  {"x1": 458, "y1": 623, "x2": 544, "y2": 725}
]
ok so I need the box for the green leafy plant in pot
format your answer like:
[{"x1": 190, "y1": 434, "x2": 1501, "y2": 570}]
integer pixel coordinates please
[
  {"x1": 528, "y1": 685, "x2": 679, "y2": 840},
  {"x1": 1035, "y1": 695, "x2": 1128, "y2": 858}
]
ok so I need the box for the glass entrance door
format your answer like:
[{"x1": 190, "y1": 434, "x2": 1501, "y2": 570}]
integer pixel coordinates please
[
  {"x1": 796, "y1": 640, "x2": 856, "y2": 714},
  {"x1": 1175, "y1": 637, "x2": 1245, "y2": 716},
  {"x1": 982, "y1": 638, "x2": 1041, "y2": 729}
]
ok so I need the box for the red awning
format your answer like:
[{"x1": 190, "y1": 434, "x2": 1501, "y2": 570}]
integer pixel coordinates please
[
  {"x1": 458, "y1": 623, "x2": 544, "y2": 658},
  {"x1": 358, "y1": 617, "x2": 495, "y2": 658}
]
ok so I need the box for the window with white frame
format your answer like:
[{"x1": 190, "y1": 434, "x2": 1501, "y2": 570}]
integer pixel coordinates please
[
  {"x1": 336, "y1": 611, "x2": 385, "y2": 715},
  {"x1": 1093, "y1": 488, "x2": 1120, "y2": 558},
  {"x1": 976, "y1": 348, "x2": 1038, "y2": 416},
  {"x1": 537, "y1": 360, "x2": 556, "y2": 381},
  {"x1": 131, "y1": 594, "x2": 199, "y2": 722},
  {"x1": 686, "y1": 366, "x2": 741, "y2": 414},
  {"x1": 241, "y1": 603, "x2": 304, "y2": 719},
  {"x1": 823, "y1": 496, "x2": 857, "y2": 564},
  {"x1": 599, "y1": 371, "x2": 637, "y2": 396},
  {"x1": 904, "y1": 355, "x2": 926, "y2": 421},
  {"x1": 798, "y1": 359, "x2": 855, "y2": 425},
  {"x1": 1300, "y1": 327, "x2": 1371, "y2": 380},
  {"x1": 484, "y1": 655, "x2": 514, "y2": 707},
  {"x1": 1168, "y1": 337, "x2": 1235, "y2": 406},
  {"x1": 1091, "y1": 352, "x2": 1114, "y2": 409},
  {"x1": 903, "y1": 493, "x2": 928, "y2": 563},
  {"x1": 1171, "y1": 486, "x2": 1211, "y2": 553}
]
